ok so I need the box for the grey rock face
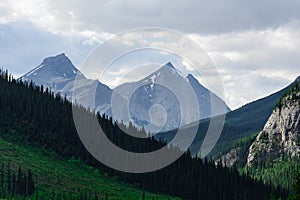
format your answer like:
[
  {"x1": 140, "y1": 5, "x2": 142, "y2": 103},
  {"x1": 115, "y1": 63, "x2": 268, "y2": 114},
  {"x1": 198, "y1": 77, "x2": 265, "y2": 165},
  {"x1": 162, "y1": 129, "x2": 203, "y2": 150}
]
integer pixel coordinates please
[
  {"x1": 22, "y1": 53, "x2": 113, "y2": 114},
  {"x1": 247, "y1": 90, "x2": 300, "y2": 167},
  {"x1": 113, "y1": 62, "x2": 230, "y2": 132},
  {"x1": 215, "y1": 147, "x2": 242, "y2": 167}
]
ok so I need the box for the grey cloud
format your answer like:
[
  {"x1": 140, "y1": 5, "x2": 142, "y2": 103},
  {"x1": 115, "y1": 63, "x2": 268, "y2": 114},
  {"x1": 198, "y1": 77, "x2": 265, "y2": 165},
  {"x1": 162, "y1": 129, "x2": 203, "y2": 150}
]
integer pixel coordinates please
[{"x1": 44, "y1": 0, "x2": 300, "y2": 34}]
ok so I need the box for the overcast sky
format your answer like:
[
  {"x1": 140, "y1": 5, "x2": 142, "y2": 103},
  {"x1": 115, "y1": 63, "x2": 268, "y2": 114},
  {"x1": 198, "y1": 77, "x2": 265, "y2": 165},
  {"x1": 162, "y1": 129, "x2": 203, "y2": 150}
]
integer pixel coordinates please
[{"x1": 1, "y1": 0, "x2": 300, "y2": 109}]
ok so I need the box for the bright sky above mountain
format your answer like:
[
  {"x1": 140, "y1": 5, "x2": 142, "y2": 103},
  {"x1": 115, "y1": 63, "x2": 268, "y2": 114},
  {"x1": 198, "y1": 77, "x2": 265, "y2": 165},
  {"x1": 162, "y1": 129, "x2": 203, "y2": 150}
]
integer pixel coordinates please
[{"x1": 1, "y1": 0, "x2": 300, "y2": 109}]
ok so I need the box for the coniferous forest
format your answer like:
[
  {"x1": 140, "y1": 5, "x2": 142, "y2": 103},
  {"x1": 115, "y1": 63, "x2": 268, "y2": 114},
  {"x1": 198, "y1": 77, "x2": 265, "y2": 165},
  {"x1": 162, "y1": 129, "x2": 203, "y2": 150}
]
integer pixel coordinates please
[
  {"x1": 0, "y1": 162, "x2": 35, "y2": 199},
  {"x1": 0, "y1": 68, "x2": 291, "y2": 199}
]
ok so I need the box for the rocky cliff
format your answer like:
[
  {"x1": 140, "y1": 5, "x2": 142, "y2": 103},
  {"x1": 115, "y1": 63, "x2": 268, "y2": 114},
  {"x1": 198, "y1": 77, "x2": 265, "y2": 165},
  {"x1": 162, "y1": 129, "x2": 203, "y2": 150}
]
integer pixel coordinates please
[
  {"x1": 215, "y1": 147, "x2": 242, "y2": 167},
  {"x1": 247, "y1": 79, "x2": 300, "y2": 167}
]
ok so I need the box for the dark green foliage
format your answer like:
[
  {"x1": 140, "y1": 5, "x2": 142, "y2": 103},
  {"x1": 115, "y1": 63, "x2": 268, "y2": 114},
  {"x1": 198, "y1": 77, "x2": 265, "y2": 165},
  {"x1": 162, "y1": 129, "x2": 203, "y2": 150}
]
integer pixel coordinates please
[
  {"x1": 291, "y1": 170, "x2": 300, "y2": 199},
  {"x1": 0, "y1": 162, "x2": 35, "y2": 198},
  {"x1": 259, "y1": 131, "x2": 269, "y2": 143},
  {"x1": 245, "y1": 156, "x2": 300, "y2": 192},
  {"x1": 0, "y1": 69, "x2": 288, "y2": 199},
  {"x1": 275, "y1": 77, "x2": 300, "y2": 110}
]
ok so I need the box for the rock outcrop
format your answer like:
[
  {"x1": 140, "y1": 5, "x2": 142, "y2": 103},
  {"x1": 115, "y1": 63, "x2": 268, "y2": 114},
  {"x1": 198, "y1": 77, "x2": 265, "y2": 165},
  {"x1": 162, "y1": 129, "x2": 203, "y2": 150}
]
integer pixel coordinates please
[
  {"x1": 247, "y1": 81, "x2": 300, "y2": 167},
  {"x1": 215, "y1": 147, "x2": 242, "y2": 167}
]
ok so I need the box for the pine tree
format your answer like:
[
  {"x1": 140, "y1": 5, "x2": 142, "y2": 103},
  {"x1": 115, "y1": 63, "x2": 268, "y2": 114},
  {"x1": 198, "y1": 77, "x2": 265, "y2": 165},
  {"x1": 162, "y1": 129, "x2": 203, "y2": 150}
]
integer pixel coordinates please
[
  {"x1": 0, "y1": 164, "x2": 4, "y2": 198},
  {"x1": 12, "y1": 173, "x2": 16, "y2": 198},
  {"x1": 142, "y1": 190, "x2": 145, "y2": 200},
  {"x1": 290, "y1": 170, "x2": 300, "y2": 200},
  {"x1": 7, "y1": 162, "x2": 11, "y2": 192},
  {"x1": 27, "y1": 170, "x2": 35, "y2": 196}
]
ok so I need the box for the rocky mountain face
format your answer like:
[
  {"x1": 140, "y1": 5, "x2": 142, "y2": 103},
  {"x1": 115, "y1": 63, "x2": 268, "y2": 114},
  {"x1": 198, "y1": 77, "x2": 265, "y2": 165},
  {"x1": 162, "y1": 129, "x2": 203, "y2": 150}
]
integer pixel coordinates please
[
  {"x1": 23, "y1": 53, "x2": 81, "y2": 88},
  {"x1": 22, "y1": 53, "x2": 113, "y2": 113},
  {"x1": 247, "y1": 79, "x2": 300, "y2": 167},
  {"x1": 113, "y1": 62, "x2": 230, "y2": 132},
  {"x1": 215, "y1": 147, "x2": 242, "y2": 167},
  {"x1": 22, "y1": 53, "x2": 230, "y2": 133}
]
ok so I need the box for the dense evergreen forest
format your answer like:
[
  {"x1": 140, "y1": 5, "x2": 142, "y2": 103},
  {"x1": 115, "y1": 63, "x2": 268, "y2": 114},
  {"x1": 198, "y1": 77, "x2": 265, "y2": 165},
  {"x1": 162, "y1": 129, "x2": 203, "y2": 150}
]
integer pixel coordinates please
[
  {"x1": 0, "y1": 162, "x2": 35, "y2": 199},
  {"x1": 215, "y1": 133, "x2": 300, "y2": 193},
  {"x1": 0, "y1": 69, "x2": 288, "y2": 199}
]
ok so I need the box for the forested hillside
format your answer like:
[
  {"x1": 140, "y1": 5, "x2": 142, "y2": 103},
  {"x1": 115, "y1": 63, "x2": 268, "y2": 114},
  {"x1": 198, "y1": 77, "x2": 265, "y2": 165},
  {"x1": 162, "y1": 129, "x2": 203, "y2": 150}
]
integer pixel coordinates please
[
  {"x1": 0, "y1": 161, "x2": 35, "y2": 199},
  {"x1": 0, "y1": 137, "x2": 174, "y2": 199},
  {"x1": 0, "y1": 69, "x2": 287, "y2": 199},
  {"x1": 213, "y1": 77, "x2": 300, "y2": 197},
  {"x1": 246, "y1": 77, "x2": 300, "y2": 192},
  {"x1": 159, "y1": 78, "x2": 293, "y2": 158}
]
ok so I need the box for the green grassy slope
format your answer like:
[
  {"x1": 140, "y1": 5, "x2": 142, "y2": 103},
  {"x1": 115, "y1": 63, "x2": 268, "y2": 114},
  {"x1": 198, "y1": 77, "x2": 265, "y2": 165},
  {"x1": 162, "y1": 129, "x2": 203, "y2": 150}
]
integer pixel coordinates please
[{"x1": 0, "y1": 137, "x2": 178, "y2": 200}]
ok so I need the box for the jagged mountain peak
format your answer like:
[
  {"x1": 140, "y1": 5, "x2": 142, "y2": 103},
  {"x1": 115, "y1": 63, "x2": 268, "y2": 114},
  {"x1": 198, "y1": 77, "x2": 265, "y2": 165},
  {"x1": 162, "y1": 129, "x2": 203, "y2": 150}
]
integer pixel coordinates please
[
  {"x1": 186, "y1": 74, "x2": 208, "y2": 91},
  {"x1": 186, "y1": 73, "x2": 200, "y2": 83},
  {"x1": 164, "y1": 61, "x2": 175, "y2": 69},
  {"x1": 23, "y1": 53, "x2": 81, "y2": 81},
  {"x1": 39, "y1": 53, "x2": 78, "y2": 76},
  {"x1": 186, "y1": 73, "x2": 194, "y2": 79},
  {"x1": 113, "y1": 62, "x2": 230, "y2": 132},
  {"x1": 21, "y1": 53, "x2": 112, "y2": 115},
  {"x1": 42, "y1": 53, "x2": 70, "y2": 65}
]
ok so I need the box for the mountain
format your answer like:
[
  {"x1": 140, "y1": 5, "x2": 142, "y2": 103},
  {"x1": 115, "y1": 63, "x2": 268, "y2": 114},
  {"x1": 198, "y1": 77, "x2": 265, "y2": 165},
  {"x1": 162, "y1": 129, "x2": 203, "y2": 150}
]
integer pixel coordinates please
[
  {"x1": 207, "y1": 77, "x2": 300, "y2": 191},
  {"x1": 23, "y1": 53, "x2": 81, "y2": 86},
  {"x1": 157, "y1": 76, "x2": 297, "y2": 157},
  {"x1": 0, "y1": 68, "x2": 286, "y2": 200},
  {"x1": 113, "y1": 62, "x2": 230, "y2": 132},
  {"x1": 22, "y1": 53, "x2": 113, "y2": 113},
  {"x1": 187, "y1": 73, "x2": 231, "y2": 118},
  {"x1": 22, "y1": 55, "x2": 230, "y2": 133},
  {"x1": 243, "y1": 77, "x2": 300, "y2": 191},
  {"x1": 247, "y1": 78, "x2": 300, "y2": 167}
]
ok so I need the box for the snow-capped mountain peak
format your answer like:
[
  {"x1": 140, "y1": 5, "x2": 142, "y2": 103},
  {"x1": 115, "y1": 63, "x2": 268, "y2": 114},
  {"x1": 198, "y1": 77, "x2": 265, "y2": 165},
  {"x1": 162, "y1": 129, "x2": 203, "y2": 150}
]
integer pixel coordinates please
[
  {"x1": 113, "y1": 62, "x2": 230, "y2": 132},
  {"x1": 23, "y1": 53, "x2": 81, "y2": 81}
]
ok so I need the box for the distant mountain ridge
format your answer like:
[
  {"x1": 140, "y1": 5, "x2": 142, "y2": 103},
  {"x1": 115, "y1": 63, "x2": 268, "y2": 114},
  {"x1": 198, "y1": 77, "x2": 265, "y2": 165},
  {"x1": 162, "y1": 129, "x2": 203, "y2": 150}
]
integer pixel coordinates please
[{"x1": 22, "y1": 53, "x2": 230, "y2": 132}]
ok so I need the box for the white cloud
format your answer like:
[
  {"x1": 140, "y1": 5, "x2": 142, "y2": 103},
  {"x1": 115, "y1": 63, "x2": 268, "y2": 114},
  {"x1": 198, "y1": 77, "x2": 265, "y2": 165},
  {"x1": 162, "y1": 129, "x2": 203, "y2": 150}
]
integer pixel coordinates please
[
  {"x1": 1, "y1": 1, "x2": 300, "y2": 109},
  {"x1": 188, "y1": 21, "x2": 300, "y2": 108},
  {"x1": 2, "y1": 0, "x2": 300, "y2": 36}
]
